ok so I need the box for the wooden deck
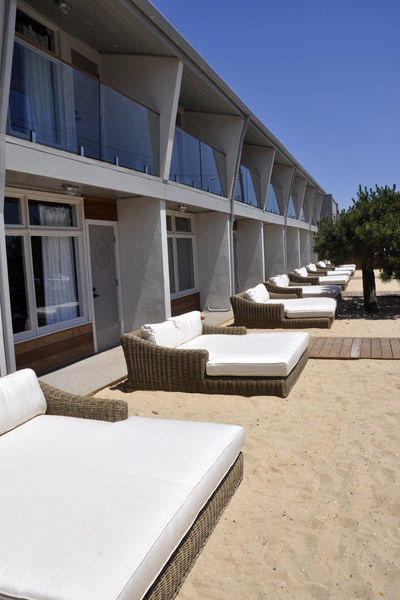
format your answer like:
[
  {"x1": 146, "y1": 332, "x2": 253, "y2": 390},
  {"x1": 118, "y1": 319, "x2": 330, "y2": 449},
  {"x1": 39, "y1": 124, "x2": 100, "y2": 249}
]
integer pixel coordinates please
[{"x1": 309, "y1": 337, "x2": 400, "y2": 360}]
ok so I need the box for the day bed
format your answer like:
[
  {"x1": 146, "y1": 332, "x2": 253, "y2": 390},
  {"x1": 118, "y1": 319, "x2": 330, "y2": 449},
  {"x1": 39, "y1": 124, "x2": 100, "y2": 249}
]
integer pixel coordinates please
[
  {"x1": 0, "y1": 369, "x2": 244, "y2": 600},
  {"x1": 265, "y1": 274, "x2": 342, "y2": 300},
  {"x1": 121, "y1": 311, "x2": 309, "y2": 398},
  {"x1": 289, "y1": 267, "x2": 349, "y2": 290},
  {"x1": 306, "y1": 263, "x2": 352, "y2": 277},
  {"x1": 231, "y1": 283, "x2": 337, "y2": 329},
  {"x1": 319, "y1": 260, "x2": 356, "y2": 274}
]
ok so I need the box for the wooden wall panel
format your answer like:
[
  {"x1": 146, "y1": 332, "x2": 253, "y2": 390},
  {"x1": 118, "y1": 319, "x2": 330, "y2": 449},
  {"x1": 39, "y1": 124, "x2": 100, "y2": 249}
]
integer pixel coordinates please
[
  {"x1": 15, "y1": 323, "x2": 94, "y2": 376},
  {"x1": 171, "y1": 292, "x2": 201, "y2": 317},
  {"x1": 84, "y1": 197, "x2": 118, "y2": 221}
]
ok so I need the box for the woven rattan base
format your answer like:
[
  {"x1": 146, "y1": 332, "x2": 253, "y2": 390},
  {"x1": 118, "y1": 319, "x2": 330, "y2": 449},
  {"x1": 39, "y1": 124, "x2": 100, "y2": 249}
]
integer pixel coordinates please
[{"x1": 144, "y1": 452, "x2": 243, "y2": 600}]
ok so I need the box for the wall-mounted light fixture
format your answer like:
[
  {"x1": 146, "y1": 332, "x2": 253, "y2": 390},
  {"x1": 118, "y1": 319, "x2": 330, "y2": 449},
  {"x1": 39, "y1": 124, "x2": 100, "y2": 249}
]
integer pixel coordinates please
[
  {"x1": 62, "y1": 184, "x2": 79, "y2": 196},
  {"x1": 56, "y1": 0, "x2": 72, "y2": 15},
  {"x1": 178, "y1": 204, "x2": 187, "y2": 213}
]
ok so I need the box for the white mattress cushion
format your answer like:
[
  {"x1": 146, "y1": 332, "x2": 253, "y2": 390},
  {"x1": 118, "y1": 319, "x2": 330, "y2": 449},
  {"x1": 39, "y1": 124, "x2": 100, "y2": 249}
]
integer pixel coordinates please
[
  {"x1": 306, "y1": 263, "x2": 318, "y2": 272},
  {"x1": 316, "y1": 261, "x2": 327, "y2": 268},
  {"x1": 168, "y1": 310, "x2": 203, "y2": 344},
  {"x1": 0, "y1": 369, "x2": 46, "y2": 436},
  {"x1": 319, "y1": 274, "x2": 349, "y2": 285},
  {"x1": 177, "y1": 332, "x2": 309, "y2": 377},
  {"x1": 300, "y1": 285, "x2": 342, "y2": 298},
  {"x1": 269, "y1": 274, "x2": 290, "y2": 287},
  {"x1": 294, "y1": 267, "x2": 308, "y2": 277},
  {"x1": 244, "y1": 283, "x2": 269, "y2": 303},
  {"x1": 0, "y1": 415, "x2": 244, "y2": 600},
  {"x1": 264, "y1": 297, "x2": 337, "y2": 318},
  {"x1": 141, "y1": 320, "x2": 181, "y2": 348},
  {"x1": 340, "y1": 264, "x2": 356, "y2": 270},
  {"x1": 326, "y1": 269, "x2": 351, "y2": 277}
]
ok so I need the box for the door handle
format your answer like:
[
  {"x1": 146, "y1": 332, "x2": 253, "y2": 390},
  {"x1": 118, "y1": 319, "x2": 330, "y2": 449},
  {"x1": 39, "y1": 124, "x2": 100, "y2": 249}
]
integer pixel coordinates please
[{"x1": 93, "y1": 287, "x2": 100, "y2": 298}]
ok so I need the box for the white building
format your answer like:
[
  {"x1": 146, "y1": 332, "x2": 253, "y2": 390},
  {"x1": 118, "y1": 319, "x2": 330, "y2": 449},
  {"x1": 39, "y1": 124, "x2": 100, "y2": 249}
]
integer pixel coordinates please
[{"x1": 0, "y1": 0, "x2": 326, "y2": 375}]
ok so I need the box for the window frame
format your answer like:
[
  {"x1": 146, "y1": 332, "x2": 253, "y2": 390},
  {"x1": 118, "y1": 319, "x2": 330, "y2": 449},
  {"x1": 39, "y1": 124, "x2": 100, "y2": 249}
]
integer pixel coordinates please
[
  {"x1": 4, "y1": 188, "x2": 89, "y2": 342},
  {"x1": 166, "y1": 211, "x2": 198, "y2": 299}
]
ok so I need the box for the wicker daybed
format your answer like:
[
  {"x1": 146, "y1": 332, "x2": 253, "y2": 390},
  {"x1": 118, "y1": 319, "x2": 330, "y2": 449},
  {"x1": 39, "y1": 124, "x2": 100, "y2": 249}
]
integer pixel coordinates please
[
  {"x1": 121, "y1": 320, "x2": 309, "y2": 399},
  {"x1": 231, "y1": 290, "x2": 336, "y2": 329},
  {"x1": 1, "y1": 372, "x2": 244, "y2": 600},
  {"x1": 289, "y1": 269, "x2": 349, "y2": 290}
]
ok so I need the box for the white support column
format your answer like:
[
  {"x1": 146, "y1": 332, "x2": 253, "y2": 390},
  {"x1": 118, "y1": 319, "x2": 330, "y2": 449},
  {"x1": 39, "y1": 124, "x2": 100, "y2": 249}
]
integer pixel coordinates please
[
  {"x1": 101, "y1": 54, "x2": 183, "y2": 181},
  {"x1": 117, "y1": 196, "x2": 170, "y2": 331},
  {"x1": 314, "y1": 192, "x2": 324, "y2": 223},
  {"x1": 196, "y1": 212, "x2": 232, "y2": 310},
  {"x1": 286, "y1": 227, "x2": 300, "y2": 271},
  {"x1": 184, "y1": 112, "x2": 244, "y2": 199},
  {"x1": 263, "y1": 223, "x2": 286, "y2": 278},
  {"x1": 0, "y1": 0, "x2": 17, "y2": 373},
  {"x1": 299, "y1": 229, "x2": 311, "y2": 265},
  {"x1": 236, "y1": 219, "x2": 264, "y2": 290},
  {"x1": 304, "y1": 185, "x2": 316, "y2": 225}
]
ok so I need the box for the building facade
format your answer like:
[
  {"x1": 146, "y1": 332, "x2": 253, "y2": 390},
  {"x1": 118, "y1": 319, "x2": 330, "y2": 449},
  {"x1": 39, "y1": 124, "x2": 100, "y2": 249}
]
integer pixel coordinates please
[{"x1": 0, "y1": 0, "x2": 326, "y2": 375}]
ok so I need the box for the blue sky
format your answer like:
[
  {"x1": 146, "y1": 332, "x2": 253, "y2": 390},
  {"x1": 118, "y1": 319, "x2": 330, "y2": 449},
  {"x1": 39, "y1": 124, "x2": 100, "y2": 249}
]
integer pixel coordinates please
[{"x1": 150, "y1": 0, "x2": 400, "y2": 210}]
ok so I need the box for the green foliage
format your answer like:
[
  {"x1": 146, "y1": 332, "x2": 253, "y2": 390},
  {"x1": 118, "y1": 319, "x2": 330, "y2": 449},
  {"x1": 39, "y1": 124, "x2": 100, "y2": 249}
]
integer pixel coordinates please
[{"x1": 313, "y1": 185, "x2": 400, "y2": 281}]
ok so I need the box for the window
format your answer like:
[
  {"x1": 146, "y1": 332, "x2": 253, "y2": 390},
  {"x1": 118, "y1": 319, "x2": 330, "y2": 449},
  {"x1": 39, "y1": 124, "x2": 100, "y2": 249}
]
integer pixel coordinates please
[
  {"x1": 166, "y1": 213, "x2": 197, "y2": 297},
  {"x1": 4, "y1": 192, "x2": 86, "y2": 340}
]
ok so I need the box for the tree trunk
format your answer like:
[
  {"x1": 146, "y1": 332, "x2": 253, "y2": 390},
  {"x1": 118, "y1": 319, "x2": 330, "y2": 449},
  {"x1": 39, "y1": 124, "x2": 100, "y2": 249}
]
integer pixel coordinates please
[{"x1": 362, "y1": 267, "x2": 378, "y2": 312}]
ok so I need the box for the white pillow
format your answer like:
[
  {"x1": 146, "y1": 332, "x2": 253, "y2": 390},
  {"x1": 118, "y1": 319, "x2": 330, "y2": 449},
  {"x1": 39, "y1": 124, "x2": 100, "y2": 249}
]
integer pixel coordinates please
[
  {"x1": 294, "y1": 267, "x2": 308, "y2": 277},
  {"x1": 307, "y1": 263, "x2": 317, "y2": 272},
  {"x1": 168, "y1": 311, "x2": 203, "y2": 345},
  {"x1": 0, "y1": 368, "x2": 47, "y2": 435},
  {"x1": 317, "y1": 261, "x2": 326, "y2": 268},
  {"x1": 270, "y1": 274, "x2": 289, "y2": 288},
  {"x1": 141, "y1": 320, "x2": 181, "y2": 348},
  {"x1": 244, "y1": 283, "x2": 270, "y2": 303}
]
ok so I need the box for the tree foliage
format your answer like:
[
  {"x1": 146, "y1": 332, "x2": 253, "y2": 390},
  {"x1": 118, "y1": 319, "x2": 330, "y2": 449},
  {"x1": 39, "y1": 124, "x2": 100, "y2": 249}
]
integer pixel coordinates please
[{"x1": 313, "y1": 185, "x2": 400, "y2": 311}]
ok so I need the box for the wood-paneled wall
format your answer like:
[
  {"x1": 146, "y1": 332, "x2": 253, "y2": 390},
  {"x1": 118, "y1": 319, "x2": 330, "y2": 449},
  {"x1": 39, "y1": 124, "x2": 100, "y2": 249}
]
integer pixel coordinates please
[
  {"x1": 84, "y1": 197, "x2": 118, "y2": 221},
  {"x1": 171, "y1": 292, "x2": 201, "y2": 317},
  {"x1": 15, "y1": 323, "x2": 94, "y2": 376}
]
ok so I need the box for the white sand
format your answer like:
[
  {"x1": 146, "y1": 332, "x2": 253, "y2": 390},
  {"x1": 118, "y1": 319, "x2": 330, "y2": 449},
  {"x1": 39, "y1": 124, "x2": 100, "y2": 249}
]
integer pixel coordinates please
[{"x1": 95, "y1": 271, "x2": 400, "y2": 599}]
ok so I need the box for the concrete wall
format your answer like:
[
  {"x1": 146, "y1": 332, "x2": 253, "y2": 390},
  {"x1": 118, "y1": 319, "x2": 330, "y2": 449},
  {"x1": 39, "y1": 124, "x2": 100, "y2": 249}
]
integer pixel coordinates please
[
  {"x1": 264, "y1": 223, "x2": 286, "y2": 278},
  {"x1": 286, "y1": 227, "x2": 300, "y2": 272},
  {"x1": 236, "y1": 219, "x2": 264, "y2": 290},
  {"x1": 117, "y1": 196, "x2": 170, "y2": 330},
  {"x1": 196, "y1": 212, "x2": 232, "y2": 310}
]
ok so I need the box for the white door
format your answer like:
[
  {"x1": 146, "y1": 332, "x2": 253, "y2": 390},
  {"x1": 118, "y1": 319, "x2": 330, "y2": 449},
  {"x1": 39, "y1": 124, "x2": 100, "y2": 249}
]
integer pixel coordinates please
[{"x1": 88, "y1": 224, "x2": 120, "y2": 351}]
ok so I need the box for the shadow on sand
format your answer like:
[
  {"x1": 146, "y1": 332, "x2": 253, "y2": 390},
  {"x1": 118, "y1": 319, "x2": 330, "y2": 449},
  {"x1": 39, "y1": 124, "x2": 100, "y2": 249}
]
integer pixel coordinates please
[{"x1": 337, "y1": 296, "x2": 400, "y2": 320}]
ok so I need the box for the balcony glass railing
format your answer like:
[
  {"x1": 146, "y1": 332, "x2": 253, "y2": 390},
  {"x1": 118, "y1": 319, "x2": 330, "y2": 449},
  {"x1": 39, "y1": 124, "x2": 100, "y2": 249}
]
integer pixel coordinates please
[
  {"x1": 266, "y1": 184, "x2": 281, "y2": 215},
  {"x1": 235, "y1": 165, "x2": 259, "y2": 208},
  {"x1": 287, "y1": 194, "x2": 297, "y2": 219},
  {"x1": 169, "y1": 127, "x2": 225, "y2": 196},
  {"x1": 7, "y1": 38, "x2": 159, "y2": 175}
]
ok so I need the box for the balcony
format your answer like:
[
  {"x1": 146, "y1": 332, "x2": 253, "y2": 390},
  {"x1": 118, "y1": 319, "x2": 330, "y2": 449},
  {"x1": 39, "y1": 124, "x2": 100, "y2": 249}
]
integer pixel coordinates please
[
  {"x1": 7, "y1": 37, "x2": 159, "y2": 176},
  {"x1": 169, "y1": 127, "x2": 225, "y2": 196},
  {"x1": 235, "y1": 164, "x2": 260, "y2": 208}
]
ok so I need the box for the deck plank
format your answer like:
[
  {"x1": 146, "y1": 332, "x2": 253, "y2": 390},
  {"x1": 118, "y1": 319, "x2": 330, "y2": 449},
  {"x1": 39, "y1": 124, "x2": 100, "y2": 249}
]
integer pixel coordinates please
[
  {"x1": 330, "y1": 337, "x2": 345, "y2": 358},
  {"x1": 339, "y1": 337, "x2": 353, "y2": 358},
  {"x1": 371, "y1": 338, "x2": 382, "y2": 359},
  {"x1": 381, "y1": 338, "x2": 393, "y2": 359},
  {"x1": 350, "y1": 338, "x2": 362, "y2": 359},
  {"x1": 390, "y1": 338, "x2": 400, "y2": 359},
  {"x1": 308, "y1": 337, "x2": 327, "y2": 358},
  {"x1": 360, "y1": 338, "x2": 372, "y2": 359}
]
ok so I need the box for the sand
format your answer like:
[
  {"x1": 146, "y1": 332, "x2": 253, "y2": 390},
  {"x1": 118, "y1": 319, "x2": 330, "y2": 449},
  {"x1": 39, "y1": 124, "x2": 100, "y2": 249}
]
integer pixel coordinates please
[{"x1": 95, "y1": 271, "x2": 400, "y2": 600}]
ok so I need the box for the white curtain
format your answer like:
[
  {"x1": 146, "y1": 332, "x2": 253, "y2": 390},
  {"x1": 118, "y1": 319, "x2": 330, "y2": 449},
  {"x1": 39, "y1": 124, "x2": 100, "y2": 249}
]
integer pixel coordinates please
[
  {"x1": 21, "y1": 26, "x2": 59, "y2": 145},
  {"x1": 38, "y1": 205, "x2": 79, "y2": 324}
]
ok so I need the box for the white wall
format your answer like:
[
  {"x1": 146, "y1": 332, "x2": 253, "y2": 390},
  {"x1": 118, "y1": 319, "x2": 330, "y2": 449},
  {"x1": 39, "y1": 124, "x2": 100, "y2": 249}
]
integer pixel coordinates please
[
  {"x1": 236, "y1": 219, "x2": 264, "y2": 290},
  {"x1": 117, "y1": 196, "x2": 170, "y2": 331},
  {"x1": 286, "y1": 227, "x2": 300, "y2": 272},
  {"x1": 196, "y1": 212, "x2": 232, "y2": 309},
  {"x1": 264, "y1": 224, "x2": 286, "y2": 278}
]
